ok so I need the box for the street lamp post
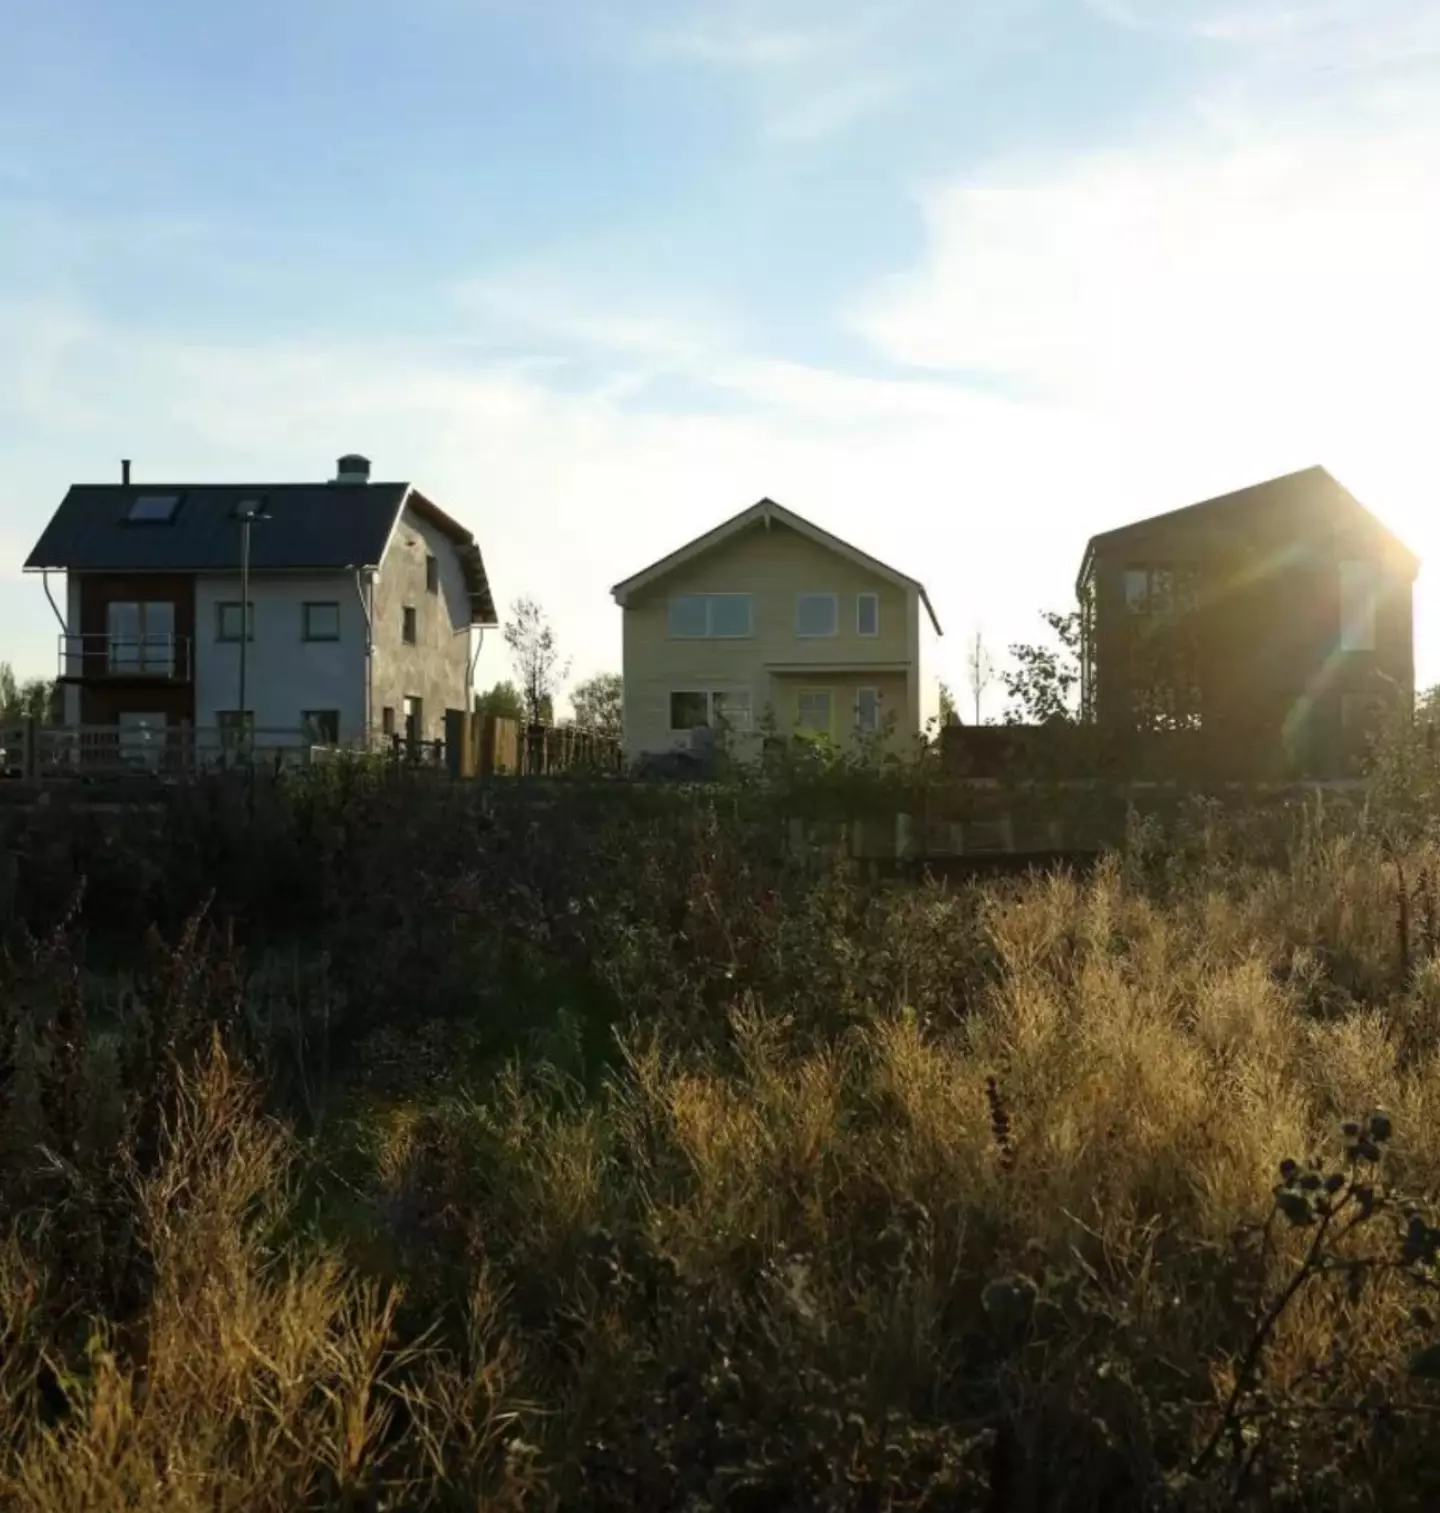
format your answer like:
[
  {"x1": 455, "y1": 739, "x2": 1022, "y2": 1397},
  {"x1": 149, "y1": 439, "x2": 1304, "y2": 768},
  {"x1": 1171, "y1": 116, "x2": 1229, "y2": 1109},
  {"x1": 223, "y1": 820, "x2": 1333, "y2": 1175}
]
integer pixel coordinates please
[{"x1": 235, "y1": 500, "x2": 270, "y2": 756}]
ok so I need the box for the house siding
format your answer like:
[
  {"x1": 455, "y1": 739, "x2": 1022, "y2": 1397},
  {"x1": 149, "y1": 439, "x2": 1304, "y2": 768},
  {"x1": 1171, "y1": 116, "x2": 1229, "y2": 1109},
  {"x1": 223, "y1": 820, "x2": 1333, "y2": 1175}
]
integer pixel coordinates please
[
  {"x1": 70, "y1": 571, "x2": 198, "y2": 728},
  {"x1": 194, "y1": 573, "x2": 368, "y2": 741},
  {"x1": 620, "y1": 520, "x2": 920, "y2": 759},
  {"x1": 370, "y1": 505, "x2": 474, "y2": 743}
]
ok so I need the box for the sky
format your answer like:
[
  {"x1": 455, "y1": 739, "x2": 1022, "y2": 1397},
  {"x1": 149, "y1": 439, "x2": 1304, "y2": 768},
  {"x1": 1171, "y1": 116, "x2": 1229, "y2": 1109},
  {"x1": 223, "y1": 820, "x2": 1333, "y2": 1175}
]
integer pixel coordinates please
[{"x1": 2, "y1": 0, "x2": 1439, "y2": 718}]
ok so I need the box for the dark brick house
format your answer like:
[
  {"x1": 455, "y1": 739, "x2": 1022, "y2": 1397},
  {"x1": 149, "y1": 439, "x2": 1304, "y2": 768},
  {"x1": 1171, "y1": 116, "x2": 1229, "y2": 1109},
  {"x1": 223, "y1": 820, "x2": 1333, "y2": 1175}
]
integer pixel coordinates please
[{"x1": 1076, "y1": 467, "x2": 1418, "y2": 780}]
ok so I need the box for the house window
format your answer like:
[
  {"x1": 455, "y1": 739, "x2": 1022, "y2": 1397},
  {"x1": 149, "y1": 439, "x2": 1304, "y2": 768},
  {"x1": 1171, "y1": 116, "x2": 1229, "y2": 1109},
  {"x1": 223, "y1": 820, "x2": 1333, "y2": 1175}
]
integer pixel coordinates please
[
  {"x1": 302, "y1": 710, "x2": 340, "y2": 745},
  {"x1": 425, "y1": 554, "x2": 439, "y2": 594},
  {"x1": 855, "y1": 687, "x2": 881, "y2": 732},
  {"x1": 381, "y1": 706, "x2": 396, "y2": 736},
  {"x1": 216, "y1": 710, "x2": 254, "y2": 753},
  {"x1": 302, "y1": 602, "x2": 341, "y2": 641},
  {"x1": 1339, "y1": 560, "x2": 1378, "y2": 652},
  {"x1": 668, "y1": 690, "x2": 752, "y2": 731},
  {"x1": 713, "y1": 691, "x2": 752, "y2": 731},
  {"x1": 216, "y1": 601, "x2": 254, "y2": 642},
  {"x1": 106, "y1": 600, "x2": 175, "y2": 675},
  {"x1": 669, "y1": 691, "x2": 711, "y2": 730},
  {"x1": 797, "y1": 690, "x2": 834, "y2": 733},
  {"x1": 796, "y1": 594, "x2": 839, "y2": 637},
  {"x1": 402, "y1": 605, "x2": 418, "y2": 644},
  {"x1": 124, "y1": 494, "x2": 181, "y2": 523},
  {"x1": 857, "y1": 593, "x2": 879, "y2": 637},
  {"x1": 667, "y1": 593, "x2": 754, "y2": 638},
  {"x1": 1124, "y1": 565, "x2": 1198, "y2": 616}
]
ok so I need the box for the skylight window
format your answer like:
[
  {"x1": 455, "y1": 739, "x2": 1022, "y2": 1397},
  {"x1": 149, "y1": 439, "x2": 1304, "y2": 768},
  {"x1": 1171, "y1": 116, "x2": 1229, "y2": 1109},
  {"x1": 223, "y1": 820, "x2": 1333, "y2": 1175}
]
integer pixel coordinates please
[{"x1": 126, "y1": 494, "x2": 181, "y2": 523}]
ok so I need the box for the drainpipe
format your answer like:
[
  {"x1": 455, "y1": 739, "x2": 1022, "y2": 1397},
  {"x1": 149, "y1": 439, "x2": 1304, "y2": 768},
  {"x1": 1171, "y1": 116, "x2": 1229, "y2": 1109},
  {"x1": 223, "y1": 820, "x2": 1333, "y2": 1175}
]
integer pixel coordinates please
[
  {"x1": 41, "y1": 571, "x2": 68, "y2": 690},
  {"x1": 352, "y1": 567, "x2": 375, "y2": 746}
]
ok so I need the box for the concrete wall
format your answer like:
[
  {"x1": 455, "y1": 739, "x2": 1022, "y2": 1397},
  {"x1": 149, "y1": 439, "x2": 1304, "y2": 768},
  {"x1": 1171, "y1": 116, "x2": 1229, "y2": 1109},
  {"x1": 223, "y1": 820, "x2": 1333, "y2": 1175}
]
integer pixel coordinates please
[
  {"x1": 371, "y1": 505, "x2": 474, "y2": 742},
  {"x1": 620, "y1": 518, "x2": 921, "y2": 760},
  {"x1": 194, "y1": 573, "x2": 366, "y2": 741}
]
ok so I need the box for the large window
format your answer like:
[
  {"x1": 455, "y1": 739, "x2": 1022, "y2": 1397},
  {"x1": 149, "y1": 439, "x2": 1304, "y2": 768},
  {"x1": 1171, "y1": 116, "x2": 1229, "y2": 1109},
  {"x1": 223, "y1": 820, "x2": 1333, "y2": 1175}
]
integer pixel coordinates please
[
  {"x1": 796, "y1": 593, "x2": 839, "y2": 637},
  {"x1": 106, "y1": 600, "x2": 176, "y2": 675},
  {"x1": 216, "y1": 710, "x2": 254, "y2": 754},
  {"x1": 303, "y1": 601, "x2": 340, "y2": 641},
  {"x1": 216, "y1": 601, "x2": 254, "y2": 642},
  {"x1": 1123, "y1": 563, "x2": 1201, "y2": 731},
  {"x1": 667, "y1": 594, "x2": 753, "y2": 638},
  {"x1": 669, "y1": 690, "x2": 753, "y2": 731},
  {"x1": 1339, "y1": 560, "x2": 1378, "y2": 652}
]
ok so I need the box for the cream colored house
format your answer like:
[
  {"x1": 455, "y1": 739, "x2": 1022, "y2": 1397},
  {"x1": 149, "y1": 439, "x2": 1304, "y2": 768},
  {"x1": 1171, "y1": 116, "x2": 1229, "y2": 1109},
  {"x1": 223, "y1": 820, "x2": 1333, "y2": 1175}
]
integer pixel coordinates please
[{"x1": 611, "y1": 498, "x2": 942, "y2": 762}]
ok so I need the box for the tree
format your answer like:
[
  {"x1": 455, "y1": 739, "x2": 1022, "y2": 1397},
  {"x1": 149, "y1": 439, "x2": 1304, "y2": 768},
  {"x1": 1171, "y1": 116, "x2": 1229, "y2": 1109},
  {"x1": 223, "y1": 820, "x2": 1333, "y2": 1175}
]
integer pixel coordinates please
[
  {"x1": 475, "y1": 680, "x2": 526, "y2": 721},
  {"x1": 965, "y1": 631, "x2": 995, "y2": 725},
  {"x1": 503, "y1": 597, "x2": 570, "y2": 725},
  {"x1": 1001, "y1": 609, "x2": 1081, "y2": 724},
  {"x1": 0, "y1": 663, "x2": 53, "y2": 723},
  {"x1": 570, "y1": 672, "x2": 622, "y2": 737},
  {"x1": 937, "y1": 680, "x2": 960, "y2": 727}
]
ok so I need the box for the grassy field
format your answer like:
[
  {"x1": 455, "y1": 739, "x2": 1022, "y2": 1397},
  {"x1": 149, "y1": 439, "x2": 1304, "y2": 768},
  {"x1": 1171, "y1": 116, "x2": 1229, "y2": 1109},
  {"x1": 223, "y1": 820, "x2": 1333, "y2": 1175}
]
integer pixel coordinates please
[{"x1": 4, "y1": 752, "x2": 1440, "y2": 1510}]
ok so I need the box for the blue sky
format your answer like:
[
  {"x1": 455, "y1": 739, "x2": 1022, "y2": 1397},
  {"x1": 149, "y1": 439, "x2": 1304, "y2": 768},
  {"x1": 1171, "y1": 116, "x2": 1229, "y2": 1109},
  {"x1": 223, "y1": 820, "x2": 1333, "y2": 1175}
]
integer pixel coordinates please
[{"x1": 4, "y1": 0, "x2": 1439, "y2": 714}]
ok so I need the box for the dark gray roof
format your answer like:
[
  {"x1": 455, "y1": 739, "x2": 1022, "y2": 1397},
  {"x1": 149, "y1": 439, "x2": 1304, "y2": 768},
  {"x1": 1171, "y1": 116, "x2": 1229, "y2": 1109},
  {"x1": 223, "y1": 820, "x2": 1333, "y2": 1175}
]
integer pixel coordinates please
[{"x1": 24, "y1": 481, "x2": 497, "y2": 625}]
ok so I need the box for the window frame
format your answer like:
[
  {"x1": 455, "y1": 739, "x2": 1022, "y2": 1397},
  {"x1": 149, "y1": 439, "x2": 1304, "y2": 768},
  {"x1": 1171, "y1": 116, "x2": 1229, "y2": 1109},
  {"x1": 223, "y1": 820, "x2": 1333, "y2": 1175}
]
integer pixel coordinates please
[
  {"x1": 795, "y1": 593, "x2": 840, "y2": 639},
  {"x1": 215, "y1": 709, "x2": 255, "y2": 754},
  {"x1": 666, "y1": 593, "x2": 754, "y2": 639},
  {"x1": 402, "y1": 605, "x2": 418, "y2": 645},
  {"x1": 856, "y1": 593, "x2": 880, "y2": 638},
  {"x1": 425, "y1": 554, "x2": 439, "y2": 594},
  {"x1": 216, "y1": 600, "x2": 254, "y2": 643},
  {"x1": 302, "y1": 601, "x2": 341, "y2": 642}
]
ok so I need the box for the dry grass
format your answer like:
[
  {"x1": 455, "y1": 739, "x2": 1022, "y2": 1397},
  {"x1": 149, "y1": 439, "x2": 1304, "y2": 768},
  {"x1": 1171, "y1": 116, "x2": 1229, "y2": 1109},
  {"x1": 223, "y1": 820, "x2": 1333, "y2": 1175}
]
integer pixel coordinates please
[{"x1": 7, "y1": 804, "x2": 1440, "y2": 1507}]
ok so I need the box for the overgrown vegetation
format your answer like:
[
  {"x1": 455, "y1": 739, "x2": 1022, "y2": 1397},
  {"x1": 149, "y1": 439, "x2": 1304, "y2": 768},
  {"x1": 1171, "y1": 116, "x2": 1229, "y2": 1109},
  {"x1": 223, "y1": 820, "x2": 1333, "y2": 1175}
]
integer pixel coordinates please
[{"x1": 5, "y1": 724, "x2": 1440, "y2": 1508}]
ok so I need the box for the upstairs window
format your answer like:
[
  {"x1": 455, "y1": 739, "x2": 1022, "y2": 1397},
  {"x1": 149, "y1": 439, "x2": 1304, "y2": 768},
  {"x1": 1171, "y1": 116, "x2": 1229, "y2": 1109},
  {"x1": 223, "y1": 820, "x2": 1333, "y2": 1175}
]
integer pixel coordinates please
[
  {"x1": 1339, "y1": 560, "x2": 1378, "y2": 651},
  {"x1": 402, "y1": 605, "x2": 418, "y2": 644},
  {"x1": 426, "y1": 554, "x2": 439, "y2": 594},
  {"x1": 857, "y1": 593, "x2": 879, "y2": 637},
  {"x1": 216, "y1": 601, "x2": 254, "y2": 642},
  {"x1": 667, "y1": 594, "x2": 753, "y2": 638},
  {"x1": 796, "y1": 593, "x2": 838, "y2": 637},
  {"x1": 302, "y1": 602, "x2": 341, "y2": 641},
  {"x1": 1124, "y1": 565, "x2": 1198, "y2": 616},
  {"x1": 125, "y1": 493, "x2": 181, "y2": 523}
]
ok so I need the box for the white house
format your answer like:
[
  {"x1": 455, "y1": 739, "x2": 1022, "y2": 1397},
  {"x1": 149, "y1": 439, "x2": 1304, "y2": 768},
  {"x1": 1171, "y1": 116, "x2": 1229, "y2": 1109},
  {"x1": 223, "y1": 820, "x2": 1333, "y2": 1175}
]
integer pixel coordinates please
[{"x1": 22, "y1": 454, "x2": 498, "y2": 758}]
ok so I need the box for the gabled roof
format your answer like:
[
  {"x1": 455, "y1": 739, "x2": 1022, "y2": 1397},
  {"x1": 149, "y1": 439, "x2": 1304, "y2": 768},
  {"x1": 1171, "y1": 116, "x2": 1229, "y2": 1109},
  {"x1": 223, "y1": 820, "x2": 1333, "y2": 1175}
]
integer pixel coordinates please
[
  {"x1": 1076, "y1": 465, "x2": 1419, "y2": 593},
  {"x1": 611, "y1": 497, "x2": 943, "y2": 635},
  {"x1": 24, "y1": 480, "x2": 497, "y2": 626}
]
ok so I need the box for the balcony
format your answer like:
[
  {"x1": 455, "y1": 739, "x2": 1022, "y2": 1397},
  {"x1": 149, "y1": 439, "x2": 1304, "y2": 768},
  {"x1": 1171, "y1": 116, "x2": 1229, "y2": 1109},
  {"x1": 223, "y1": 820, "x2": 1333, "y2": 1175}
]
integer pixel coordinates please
[{"x1": 57, "y1": 633, "x2": 193, "y2": 682}]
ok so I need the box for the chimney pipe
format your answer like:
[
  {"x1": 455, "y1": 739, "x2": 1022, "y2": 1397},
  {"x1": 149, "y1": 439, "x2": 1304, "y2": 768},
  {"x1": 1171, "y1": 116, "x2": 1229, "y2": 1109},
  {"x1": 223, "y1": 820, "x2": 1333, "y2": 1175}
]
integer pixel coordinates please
[
  {"x1": 334, "y1": 454, "x2": 372, "y2": 484},
  {"x1": 122, "y1": 458, "x2": 131, "y2": 485}
]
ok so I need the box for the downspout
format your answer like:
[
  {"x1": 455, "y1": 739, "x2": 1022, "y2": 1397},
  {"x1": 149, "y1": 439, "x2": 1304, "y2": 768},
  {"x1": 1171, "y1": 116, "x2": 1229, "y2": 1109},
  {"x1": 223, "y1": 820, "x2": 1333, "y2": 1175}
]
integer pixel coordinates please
[
  {"x1": 352, "y1": 567, "x2": 375, "y2": 747},
  {"x1": 42, "y1": 572, "x2": 68, "y2": 710}
]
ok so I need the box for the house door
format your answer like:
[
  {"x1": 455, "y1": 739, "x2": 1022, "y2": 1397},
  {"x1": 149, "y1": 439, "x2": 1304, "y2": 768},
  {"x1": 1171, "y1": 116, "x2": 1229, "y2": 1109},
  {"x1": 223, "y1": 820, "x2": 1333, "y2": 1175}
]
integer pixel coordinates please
[
  {"x1": 403, "y1": 696, "x2": 422, "y2": 748},
  {"x1": 118, "y1": 712, "x2": 167, "y2": 770}
]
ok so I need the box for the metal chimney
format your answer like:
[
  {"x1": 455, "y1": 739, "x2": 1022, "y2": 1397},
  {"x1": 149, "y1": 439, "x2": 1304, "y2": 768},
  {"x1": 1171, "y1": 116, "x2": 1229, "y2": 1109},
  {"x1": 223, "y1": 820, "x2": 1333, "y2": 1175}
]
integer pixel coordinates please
[
  {"x1": 334, "y1": 453, "x2": 371, "y2": 484},
  {"x1": 122, "y1": 458, "x2": 131, "y2": 485}
]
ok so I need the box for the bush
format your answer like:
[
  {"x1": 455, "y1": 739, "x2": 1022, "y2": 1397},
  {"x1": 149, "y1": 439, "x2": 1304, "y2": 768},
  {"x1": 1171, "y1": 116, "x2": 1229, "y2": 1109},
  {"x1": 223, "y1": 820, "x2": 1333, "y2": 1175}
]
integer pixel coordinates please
[{"x1": 4, "y1": 765, "x2": 1440, "y2": 1506}]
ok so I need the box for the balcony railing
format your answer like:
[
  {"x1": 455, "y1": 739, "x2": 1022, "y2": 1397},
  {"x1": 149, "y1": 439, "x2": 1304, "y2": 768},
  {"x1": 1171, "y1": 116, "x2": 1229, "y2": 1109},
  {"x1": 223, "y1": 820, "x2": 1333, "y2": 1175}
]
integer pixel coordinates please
[
  {"x1": 57, "y1": 633, "x2": 193, "y2": 681},
  {"x1": 0, "y1": 723, "x2": 316, "y2": 780}
]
